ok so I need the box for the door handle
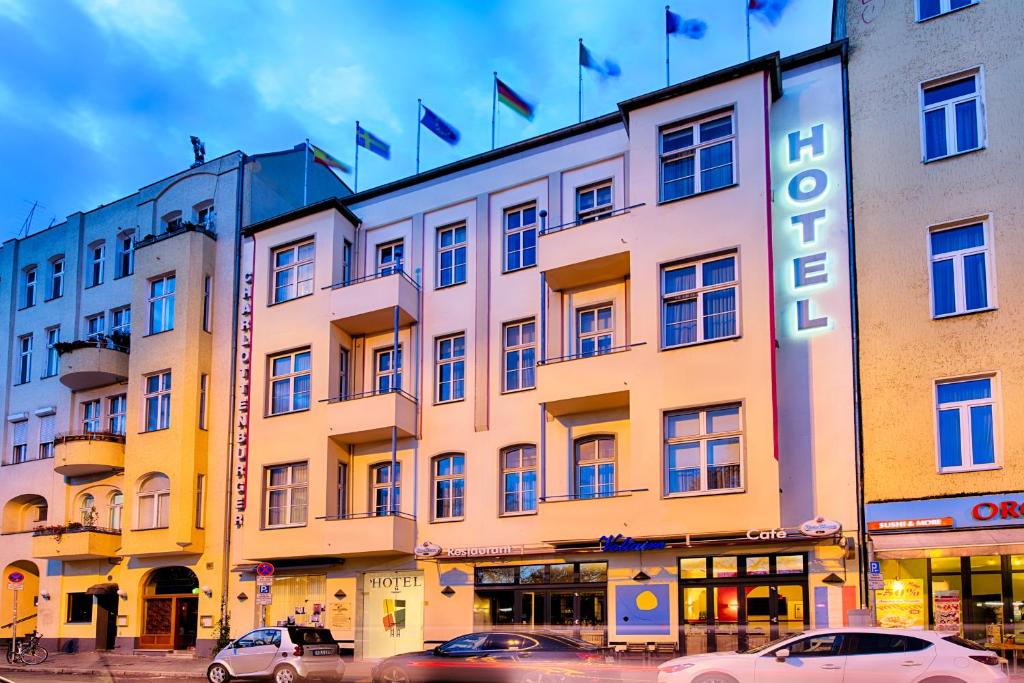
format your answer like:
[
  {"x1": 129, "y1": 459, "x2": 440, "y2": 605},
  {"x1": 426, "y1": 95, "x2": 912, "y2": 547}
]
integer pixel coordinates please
[
  {"x1": 901, "y1": 661, "x2": 923, "y2": 667},
  {"x1": 820, "y1": 664, "x2": 842, "y2": 670}
]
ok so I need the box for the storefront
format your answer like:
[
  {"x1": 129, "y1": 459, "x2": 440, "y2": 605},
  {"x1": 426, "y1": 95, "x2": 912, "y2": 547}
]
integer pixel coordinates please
[{"x1": 867, "y1": 492, "x2": 1024, "y2": 643}]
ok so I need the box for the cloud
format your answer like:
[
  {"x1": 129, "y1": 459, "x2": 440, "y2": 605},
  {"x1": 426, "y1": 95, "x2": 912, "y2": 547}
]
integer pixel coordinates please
[
  {"x1": 72, "y1": 0, "x2": 196, "y2": 63},
  {"x1": 0, "y1": 0, "x2": 29, "y2": 25}
]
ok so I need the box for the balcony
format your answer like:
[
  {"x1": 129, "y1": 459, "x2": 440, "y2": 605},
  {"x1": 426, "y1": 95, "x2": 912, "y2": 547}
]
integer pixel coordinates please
[
  {"x1": 120, "y1": 526, "x2": 204, "y2": 558},
  {"x1": 133, "y1": 220, "x2": 216, "y2": 251},
  {"x1": 53, "y1": 432, "x2": 125, "y2": 476},
  {"x1": 327, "y1": 270, "x2": 419, "y2": 335},
  {"x1": 242, "y1": 513, "x2": 417, "y2": 562},
  {"x1": 58, "y1": 340, "x2": 129, "y2": 391},
  {"x1": 535, "y1": 345, "x2": 642, "y2": 416},
  {"x1": 538, "y1": 205, "x2": 640, "y2": 291},
  {"x1": 32, "y1": 526, "x2": 121, "y2": 561},
  {"x1": 324, "y1": 389, "x2": 418, "y2": 444}
]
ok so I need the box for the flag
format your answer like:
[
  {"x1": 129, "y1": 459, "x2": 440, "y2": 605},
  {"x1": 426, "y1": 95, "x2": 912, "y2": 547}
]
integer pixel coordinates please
[
  {"x1": 309, "y1": 143, "x2": 351, "y2": 173},
  {"x1": 748, "y1": 0, "x2": 791, "y2": 27},
  {"x1": 666, "y1": 9, "x2": 707, "y2": 39},
  {"x1": 420, "y1": 105, "x2": 460, "y2": 146},
  {"x1": 579, "y1": 42, "x2": 621, "y2": 79},
  {"x1": 496, "y1": 78, "x2": 535, "y2": 120},
  {"x1": 356, "y1": 125, "x2": 390, "y2": 160}
]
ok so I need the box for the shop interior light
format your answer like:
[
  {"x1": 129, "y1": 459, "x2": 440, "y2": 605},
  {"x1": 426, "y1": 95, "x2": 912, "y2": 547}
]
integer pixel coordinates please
[
  {"x1": 441, "y1": 586, "x2": 456, "y2": 596},
  {"x1": 632, "y1": 571, "x2": 651, "y2": 582},
  {"x1": 334, "y1": 589, "x2": 347, "y2": 599}
]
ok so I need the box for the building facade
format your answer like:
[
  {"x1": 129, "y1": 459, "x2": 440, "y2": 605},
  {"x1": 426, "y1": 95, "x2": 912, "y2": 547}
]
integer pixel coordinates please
[
  {"x1": 229, "y1": 44, "x2": 861, "y2": 658},
  {"x1": 842, "y1": 0, "x2": 1024, "y2": 641},
  {"x1": 0, "y1": 146, "x2": 347, "y2": 653}
]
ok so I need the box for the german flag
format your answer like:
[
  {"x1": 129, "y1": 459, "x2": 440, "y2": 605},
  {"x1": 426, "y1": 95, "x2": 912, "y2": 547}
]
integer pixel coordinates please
[{"x1": 496, "y1": 78, "x2": 535, "y2": 121}]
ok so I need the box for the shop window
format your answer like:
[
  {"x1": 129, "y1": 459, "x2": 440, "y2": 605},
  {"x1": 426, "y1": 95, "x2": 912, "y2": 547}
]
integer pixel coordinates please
[
  {"x1": 579, "y1": 562, "x2": 607, "y2": 583},
  {"x1": 971, "y1": 555, "x2": 1001, "y2": 572},
  {"x1": 746, "y1": 556, "x2": 770, "y2": 576},
  {"x1": 476, "y1": 567, "x2": 517, "y2": 585},
  {"x1": 548, "y1": 564, "x2": 574, "y2": 583},
  {"x1": 67, "y1": 593, "x2": 94, "y2": 623},
  {"x1": 776, "y1": 555, "x2": 805, "y2": 574},
  {"x1": 679, "y1": 558, "x2": 708, "y2": 579},
  {"x1": 713, "y1": 557, "x2": 738, "y2": 578},
  {"x1": 519, "y1": 565, "x2": 546, "y2": 584}
]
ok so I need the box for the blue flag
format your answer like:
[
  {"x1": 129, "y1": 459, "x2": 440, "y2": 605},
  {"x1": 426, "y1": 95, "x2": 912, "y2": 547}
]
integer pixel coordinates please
[
  {"x1": 420, "y1": 105, "x2": 460, "y2": 146},
  {"x1": 579, "y1": 42, "x2": 621, "y2": 79},
  {"x1": 356, "y1": 124, "x2": 390, "y2": 160},
  {"x1": 666, "y1": 9, "x2": 707, "y2": 39},
  {"x1": 748, "y1": 0, "x2": 791, "y2": 27}
]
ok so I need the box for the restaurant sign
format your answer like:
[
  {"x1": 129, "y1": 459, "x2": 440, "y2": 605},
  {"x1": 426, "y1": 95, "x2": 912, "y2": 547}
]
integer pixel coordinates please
[
  {"x1": 599, "y1": 535, "x2": 667, "y2": 552},
  {"x1": 867, "y1": 492, "x2": 1024, "y2": 532}
]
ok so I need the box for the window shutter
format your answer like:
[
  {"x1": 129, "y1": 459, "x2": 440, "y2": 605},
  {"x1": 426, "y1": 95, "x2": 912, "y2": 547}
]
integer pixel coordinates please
[
  {"x1": 12, "y1": 421, "x2": 27, "y2": 445},
  {"x1": 39, "y1": 415, "x2": 55, "y2": 444}
]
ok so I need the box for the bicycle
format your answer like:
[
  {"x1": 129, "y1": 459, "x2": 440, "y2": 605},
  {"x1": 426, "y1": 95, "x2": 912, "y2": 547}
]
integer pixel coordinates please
[{"x1": 5, "y1": 630, "x2": 48, "y2": 665}]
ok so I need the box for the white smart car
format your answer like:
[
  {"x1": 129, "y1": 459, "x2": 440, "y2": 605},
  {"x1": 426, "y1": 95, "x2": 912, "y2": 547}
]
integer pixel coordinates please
[
  {"x1": 207, "y1": 626, "x2": 345, "y2": 683},
  {"x1": 657, "y1": 628, "x2": 1008, "y2": 683}
]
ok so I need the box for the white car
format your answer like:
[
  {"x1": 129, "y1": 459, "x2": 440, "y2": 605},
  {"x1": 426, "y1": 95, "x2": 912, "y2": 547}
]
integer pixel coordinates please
[
  {"x1": 657, "y1": 628, "x2": 1008, "y2": 683},
  {"x1": 207, "y1": 626, "x2": 345, "y2": 683}
]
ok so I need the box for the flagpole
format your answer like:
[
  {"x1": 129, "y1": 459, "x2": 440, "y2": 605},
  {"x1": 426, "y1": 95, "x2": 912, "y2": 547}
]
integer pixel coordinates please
[
  {"x1": 665, "y1": 6, "x2": 671, "y2": 87},
  {"x1": 303, "y1": 138, "x2": 309, "y2": 206},
  {"x1": 354, "y1": 120, "x2": 360, "y2": 193},
  {"x1": 578, "y1": 38, "x2": 583, "y2": 123},
  {"x1": 746, "y1": 1, "x2": 752, "y2": 61},
  {"x1": 491, "y1": 72, "x2": 497, "y2": 150},
  {"x1": 416, "y1": 99, "x2": 422, "y2": 174}
]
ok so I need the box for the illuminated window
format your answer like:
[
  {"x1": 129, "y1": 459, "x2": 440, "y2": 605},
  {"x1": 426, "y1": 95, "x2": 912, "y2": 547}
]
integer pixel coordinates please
[
  {"x1": 503, "y1": 320, "x2": 536, "y2": 391},
  {"x1": 501, "y1": 445, "x2": 537, "y2": 514},
  {"x1": 917, "y1": 0, "x2": 977, "y2": 21},
  {"x1": 435, "y1": 333, "x2": 465, "y2": 402},
  {"x1": 504, "y1": 204, "x2": 537, "y2": 271},
  {"x1": 436, "y1": 223, "x2": 467, "y2": 288},
  {"x1": 665, "y1": 404, "x2": 743, "y2": 494},
  {"x1": 662, "y1": 254, "x2": 738, "y2": 348},
  {"x1": 921, "y1": 70, "x2": 984, "y2": 161},
  {"x1": 268, "y1": 349, "x2": 310, "y2": 415},
  {"x1": 576, "y1": 181, "x2": 613, "y2": 223},
  {"x1": 264, "y1": 462, "x2": 308, "y2": 528},
  {"x1": 660, "y1": 112, "x2": 735, "y2": 201},
  {"x1": 432, "y1": 454, "x2": 465, "y2": 520},
  {"x1": 575, "y1": 435, "x2": 615, "y2": 499},
  {"x1": 936, "y1": 377, "x2": 996, "y2": 472},
  {"x1": 272, "y1": 239, "x2": 315, "y2": 303},
  {"x1": 929, "y1": 221, "x2": 992, "y2": 317}
]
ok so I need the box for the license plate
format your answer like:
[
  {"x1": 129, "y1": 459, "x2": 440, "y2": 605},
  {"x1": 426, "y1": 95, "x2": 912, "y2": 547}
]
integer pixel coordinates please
[{"x1": 312, "y1": 648, "x2": 333, "y2": 656}]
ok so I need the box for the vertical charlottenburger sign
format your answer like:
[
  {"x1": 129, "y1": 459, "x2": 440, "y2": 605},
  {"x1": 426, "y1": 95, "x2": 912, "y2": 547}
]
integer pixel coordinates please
[{"x1": 234, "y1": 269, "x2": 254, "y2": 528}]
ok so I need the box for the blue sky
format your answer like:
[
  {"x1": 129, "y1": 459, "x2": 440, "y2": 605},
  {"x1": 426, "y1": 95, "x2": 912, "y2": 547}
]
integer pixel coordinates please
[{"x1": 0, "y1": 0, "x2": 833, "y2": 241}]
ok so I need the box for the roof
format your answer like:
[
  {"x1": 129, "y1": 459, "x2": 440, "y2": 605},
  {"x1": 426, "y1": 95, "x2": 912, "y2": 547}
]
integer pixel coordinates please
[{"x1": 242, "y1": 196, "x2": 361, "y2": 237}]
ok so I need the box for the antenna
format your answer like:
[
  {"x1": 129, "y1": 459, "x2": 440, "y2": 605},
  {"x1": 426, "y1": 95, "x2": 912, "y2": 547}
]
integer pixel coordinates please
[{"x1": 19, "y1": 200, "x2": 45, "y2": 238}]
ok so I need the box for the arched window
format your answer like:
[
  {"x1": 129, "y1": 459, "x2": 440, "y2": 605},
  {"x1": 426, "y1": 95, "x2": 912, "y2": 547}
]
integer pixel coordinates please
[
  {"x1": 161, "y1": 210, "x2": 182, "y2": 233},
  {"x1": 87, "y1": 240, "x2": 105, "y2": 287},
  {"x1": 115, "y1": 230, "x2": 135, "y2": 278},
  {"x1": 79, "y1": 493, "x2": 96, "y2": 525},
  {"x1": 371, "y1": 463, "x2": 400, "y2": 516},
  {"x1": 575, "y1": 436, "x2": 615, "y2": 499},
  {"x1": 138, "y1": 474, "x2": 170, "y2": 529},
  {"x1": 501, "y1": 445, "x2": 537, "y2": 514},
  {"x1": 109, "y1": 491, "x2": 124, "y2": 530},
  {"x1": 432, "y1": 454, "x2": 464, "y2": 520}
]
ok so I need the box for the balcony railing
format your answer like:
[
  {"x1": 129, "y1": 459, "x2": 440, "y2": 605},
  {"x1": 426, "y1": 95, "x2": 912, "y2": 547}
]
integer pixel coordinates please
[
  {"x1": 134, "y1": 220, "x2": 217, "y2": 250},
  {"x1": 319, "y1": 511, "x2": 416, "y2": 522},
  {"x1": 537, "y1": 342, "x2": 646, "y2": 366},
  {"x1": 539, "y1": 203, "x2": 645, "y2": 236},
  {"x1": 668, "y1": 466, "x2": 742, "y2": 493},
  {"x1": 54, "y1": 336, "x2": 129, "y2": 356},
  {"x1": 53, "y1": 431, "x2": 125, "y2": 475},
  {"x1": 540, "y1": 488, "x2": 648, "y2": 503},
  {"x1": 323, "y1": 267, "x2": 420, "y2": 292},
  {"x1": 54, "y1": 431, "x2": 125, "y2": 445},
  {"x1": 320, "y1": 387, "x2": 418, "y2": 405},
  {"x1": 32, "y1": 524, "x2": 121, "y2": 538}
]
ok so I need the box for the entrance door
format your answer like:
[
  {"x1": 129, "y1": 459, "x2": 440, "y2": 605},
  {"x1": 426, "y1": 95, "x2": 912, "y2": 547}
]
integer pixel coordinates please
[
  {"x1": 175, "y1": 597, "x2": 198, "y2": 650},
  {"x1": 95, "y1": 593, "x2": 118, "y2": 650},
  {"x1": 142, "y1": 597, "x2": 174, "y2": 649},
  {"x1": 681, "y1": 582, "x2": 808, "y2": 654}
]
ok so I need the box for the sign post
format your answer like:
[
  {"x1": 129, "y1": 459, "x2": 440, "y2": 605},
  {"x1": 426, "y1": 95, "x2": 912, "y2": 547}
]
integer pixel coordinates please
[
  {"x1": 8, "y1": 571, "x2": 25, "y2": 656},
  {"x1": 255, "y1": 563, "x2": 274, "y2": 627}
]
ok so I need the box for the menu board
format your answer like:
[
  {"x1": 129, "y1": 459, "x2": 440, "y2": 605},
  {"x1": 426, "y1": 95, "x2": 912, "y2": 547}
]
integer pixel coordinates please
[
  {"x1": 875, "y1": 579, "x2": 926, "y2": 630},
  {"x1": 933, "y1": 591, "x2": 962, "y2": 634}
]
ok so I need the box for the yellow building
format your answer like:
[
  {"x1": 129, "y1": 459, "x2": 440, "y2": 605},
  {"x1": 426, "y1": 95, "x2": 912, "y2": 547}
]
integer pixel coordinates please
[
  {"x1": 841, "y1": 0, "x2": 1024, "y2": 641},
  {"x1": 229, "y1": 45, "x2": 862, "y2": 658}
]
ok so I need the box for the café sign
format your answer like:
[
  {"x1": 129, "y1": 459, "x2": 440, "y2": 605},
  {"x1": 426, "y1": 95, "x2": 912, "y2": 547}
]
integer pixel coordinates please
[{"x1": 599, "y1": 535, "x2": 667, "y2": 552}]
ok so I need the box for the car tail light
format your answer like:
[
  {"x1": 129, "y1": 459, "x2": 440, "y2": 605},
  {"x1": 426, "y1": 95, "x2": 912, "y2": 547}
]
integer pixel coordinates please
[
  {"x1": 293, "y1": 644, "x2": 304, "y2": 657},
  {"x1": 969, "y1": 655, "x2": 1001, "y2": 666}
]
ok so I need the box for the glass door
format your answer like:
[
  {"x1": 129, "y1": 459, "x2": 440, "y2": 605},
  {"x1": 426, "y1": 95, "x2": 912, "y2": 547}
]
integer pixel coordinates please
[
  {"x1": 681, "y1": 586, "x2": 710, "y2": 655},
  {"x1": 742, "y1": 585, "x2": 772, "y2": 651},
  {"x1": 712, "y1": 586, "x2": 739, "y2": 653},
  {"x1": 518, "y1": 591, "x2": 541, "y2": 629},
  {"x1": 775, "y1": 584, "x2": 805, "y2": 641}
]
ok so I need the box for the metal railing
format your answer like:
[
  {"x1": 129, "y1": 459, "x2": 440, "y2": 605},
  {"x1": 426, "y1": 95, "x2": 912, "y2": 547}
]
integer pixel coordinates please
[
  {"x1": 317, "y1": 511, "x2": 415, "y2": 522},
  {"x1": 539, "y1": 488, "x2": 648, "y2": 503},
  {"x1": 134, "y1": 221, "x2": 217, "y2": 249},
  {"x1": 319, "y1": 387, "x2": 418, "y2": 405},
  {"x1": 54, "y1": 337, "x2": 129, "y2": 356},
  {"x1": 32, "y1": 525, "x2": 121, "y2": 537},
  {"x1": 54, "y1": 431, "x2": 126, "y2": 445},
  {"x1": 323, "y1": 268, "x2": 420, "y2": 291},
  {"x1": 539, "y1": 203, "x2": 645, "y2": 236},
  {"x1": 537, "y1": 342, "x2": 646, "y2": 366}
]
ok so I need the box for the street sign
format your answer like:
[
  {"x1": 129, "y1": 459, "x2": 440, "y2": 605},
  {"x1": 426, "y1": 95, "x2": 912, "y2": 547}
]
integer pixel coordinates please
[
  {"x1": 868, "y1": 561, "x2": 881, "y2": 574},
  {"x1": 7, "y1": 572, "x2": 24, "y2": 584},
  {"x1": 255, "y1": 593, "x2": 272, "y2": 606},
  {"x1": 256, "y1": 575, "x2": 273, "y2": 587},
  {"x1": 7, "y1": 584, "x2": 24, "y2": 591},
  {"x1": 257, "y1": 584, "x2": 271, "y2": 595},
  {"x1": 255, "y1": 562, "x2": 275, "y2": 577}
]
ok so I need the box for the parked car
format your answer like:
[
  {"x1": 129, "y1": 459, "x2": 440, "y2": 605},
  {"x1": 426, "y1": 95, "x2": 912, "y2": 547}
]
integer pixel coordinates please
[
  {"x1": 207, "y1": 626, "x2": 344, "y2": 683},
  {"x1": 371, "y1": 631, "x2": 619, "y2": 683},
  {"x1": 657, "y1": 627, "x2": 1008, "y2": 683}
]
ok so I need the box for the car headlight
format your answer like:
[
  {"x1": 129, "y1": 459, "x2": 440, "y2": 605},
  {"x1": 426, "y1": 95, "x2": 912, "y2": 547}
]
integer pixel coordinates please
[{"x1": 660, "y1": 662, "x2": 695, "y2": 673}]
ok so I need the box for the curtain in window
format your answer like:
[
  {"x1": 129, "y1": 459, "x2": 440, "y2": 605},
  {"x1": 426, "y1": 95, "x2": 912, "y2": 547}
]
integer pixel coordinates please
[
  {"x1": 938, "y1": 409, "x2": 962, "y2": 468},
  {"x1": 963, "y1": 253, "x2": 988, "y2": 310},
  {"x1": 271, "y1": 379, "x2": 291, "y2": 413},
  {"x1": 663, "y1": 157, "x2": 695, "y2": 199},
  {"x1": 293, "y1": 374, "x2": 310, "y2": 410},
  {"x1": 707, "y1": 437, "x2": 741, "y2": 489},
  {"x1": 938, "y1": 378, "x2": 991, "y2": 403},
  {"x1": 668, "y1": 442, "x2": 700, "y2": 493},
  {"x1": 665, "y1": 265, "x2": 696, "y2": 293},
  {"x1": 931, "y1": 260, "x2": 956, "y2": 315},
  {"x1": 930, "y1": 224, "x2": 983, "y2": 254},
  {"x1": 665, "y1": 300, "x2": 697, "y2": 346},
  {"x1": 290, "y1": 486, "x2": 308, "y2": 525},
  {"x1": 703, "y1": 288, "x2": 737, "y2": 339},
  {"x1": 924, "y1": 109, "x2": 947, "y2": 159},
  {"x1": 970, "y1": 405, "x2": 995, "y2": 465},
  {"x1": 703, "y1": 258, "x2": 735, "y2": 285},
  {"x1": 955, "y1": 100, "x2": 978, "y2": 151},
  {"x1": 699, "y1": 142, "x2": 733, "y2": 190}
]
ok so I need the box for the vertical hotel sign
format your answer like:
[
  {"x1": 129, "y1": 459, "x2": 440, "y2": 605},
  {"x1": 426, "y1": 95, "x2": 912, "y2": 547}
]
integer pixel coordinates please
[{"x1": 235, "y1": 268, "x2": 254, "y2": 528}]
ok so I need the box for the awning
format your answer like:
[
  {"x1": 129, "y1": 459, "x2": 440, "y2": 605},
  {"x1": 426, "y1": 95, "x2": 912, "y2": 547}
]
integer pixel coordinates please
[
  {"x1": 86, "y1": 583, "x2": 119, "y2": 595},
  {"x1": 870, "y1": 528, "x2": 1024, "y2": 559}
]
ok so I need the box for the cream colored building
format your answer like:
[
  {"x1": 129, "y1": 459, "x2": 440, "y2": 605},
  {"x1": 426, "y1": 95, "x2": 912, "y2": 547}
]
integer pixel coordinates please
[
  {"x1": 0, "y1": 146, "x2": 347, "y2": 653},
  {"x1": 840, "y1": 0, "x2": 1024, "y2": 641},
  {"x1": 230, "y1": 43, "x2": 861, "y2": 658}
]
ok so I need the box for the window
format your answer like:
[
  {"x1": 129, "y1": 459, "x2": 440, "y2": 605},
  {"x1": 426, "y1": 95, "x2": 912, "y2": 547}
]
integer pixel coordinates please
[
  {"x1": 109, "y1": 491, "x2": 123, "y2": 530},
  {"x1": 202, "y1": 275, "x2": 212, "y2": 332},
  {"x1": 433, "y1": 454, "x2": 465, "y2": 520},
  {"x1": 10, "y1": 421, "x2": 27, "y2": 464},
  {"x1": 82, "y1": 399, "x2": 102, "y2": 433},
  {"x1": 49, "y1": 257, "x2": 64, "y2": 299},
  {"x1": 17, "y1": 334, "x2": 32, "y2": 384},
  {"x1": 80, "y1": 493, "x2": 96, "y2": 525},
  {"x1": 503, "y1": 320, "x2": 536, "y2": 391},
  {"x1": 195, "y1": 203, "x2": 215, "y2": 230},
  {"x1": 264, "y1": 462, "x2": 308, "y2": 527},
  {"x1": 576, "y1": 305, "x2": 613, "y2": 357},
  {"x1": 930, "y1": 222, "x2": 991, "y2": 317},
  {"x1": 436, "y1": 224, "x2": 467, "y2": 287},
  {"x1": 781, "y1": 633, "x2": 841, "y2": 658},
  {"x1": 115, "y1": 233, "x2": 134, "y2": 278},
  {"x1": 67, "y1": 593, "x2": 94, "y2": 624},
  {"x1": 272, "y1": 239, "x2": 314, "y2": 303},
  {"x1": 576, "y1": 181, "x2": 613, "y2": 223},
  {"x1": 338, "y1": 347, "x2": 350, "y2": 400},
  {"x1": 88, "y1": 243, "x2": 105, "y2": 287},
  {"x1": 269, "y1": 349, "x2": 311, "y2": 415},
  {"x1": 148, "y1": 275, "x2": 175, "y2": 334},
  {"x1": 137, "y1": 473, "x2": 170, "y2": 528},
  {"x1": 844, "y1": 632, "x2": 933, "y2": 655},
  {"x1": 918, "y1": 0, "x2": 977, "y2": 21},
  {"x1": 144, "y1": 371, "x2": 172, "y2": 431},
  {"x1": 575, "y1": 436, "x2": 615, "y2": 499},
  {"x1": 38, "y1": 414, "x2": 55, "y2": 460},
  {"x1": 195, "y1": 474, "x2": 205, "y2": 528},
  {"x1": 665, "y1": 404, "x2": 743, "y2": 494},
  {"x1": 85, "y1": 313, "x2": 105, "y2": 339},
  {"x1": 44, "y1": 327, "x2": 60, "y2": 377},
  {"x1": 922, "y1": 71, "x2": 984, "y2": 161},
  {"x1": 375, "y1": 346, "x2": 402, "y2": 393},
  {"x1": 111, "y1": 306, "x2": 131, "y2": 337},
  {"x1": 21, "y1": 267, "x2": 37, "y2": 308},
  {"x1": 501, "y1": 445, "x2": 537, "y2": 514},
  {"x1": 662, "y1": 254, "x2": 738, "y2": 347},
  {"x1": 342, "y1": 239, "x2": 353, "y2": 285},
  {"x1": 435, "y1": 333, "x2": 466, "y2": 402},
  {"x1": 162, "y1": 211, "x2": 182, "y2": 233},
  {"x1": 377, "y1": 240, "x2": 404, "y2": 276},
  {"x1": 936, "y1": 377, "x2": 996, "y2": 472},
  {"x1": 372, "y1": 462, "x2": 400, "y2": 516},
  {"x1": 198, "y1": 374, "x2": 209, "y2": 429},
  {"x1": 504, "y1": 204, "x2": 537, "y2": 271},
  {"x1": 660, "y1": 112, "x2": 735, "y2": 201},
  {"x1": 336, "y1": 461, "x2": 348, "y2": 517},
  {"x1": 108, "y1": 394, "x2": 126, "y2": 435}
]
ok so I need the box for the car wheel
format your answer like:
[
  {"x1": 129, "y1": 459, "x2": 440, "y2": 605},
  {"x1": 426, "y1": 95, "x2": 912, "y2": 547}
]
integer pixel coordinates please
[
  {"x1": 273, "y1": 664, "x2": 303, "y2": 683},
  {"x1": 207, "y1": 664, "x2": 231, "y2": 683},
  {"x1": 378, "y1": 665, "x2": 411, "y2": 683},
  {"x1": 693, "y1": 674, "x2": 740, "y2": 683}
]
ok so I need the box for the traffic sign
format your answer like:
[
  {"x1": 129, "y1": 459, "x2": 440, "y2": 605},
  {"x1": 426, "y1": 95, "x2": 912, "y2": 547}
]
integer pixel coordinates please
[
  {"x1": 7, "y1": 572, "x2": 24, "y2": 584},
  {"x1": 868, "y1": 561, "x2": 881, "y2": 574},
  {"x1": 255, "y1": 562, "x2": 275, "y2": 577},
  {"x1": 7, "y1": 583, "x2": 24, "y2": 591},
  {"x1": 256, "y1": 575, "x2": 273, "y2": 587},
  {"x1": 257, "y1": 584, "x2": 271, "y2": 594},
  {"x1": 255, "y1": 593, "x2": 272, "y2": 606}
]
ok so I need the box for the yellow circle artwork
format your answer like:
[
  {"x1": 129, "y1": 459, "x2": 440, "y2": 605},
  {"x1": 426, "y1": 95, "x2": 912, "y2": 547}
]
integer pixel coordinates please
[{"x1": 635, "y1": 590, "x2": 659, "y2": 611}]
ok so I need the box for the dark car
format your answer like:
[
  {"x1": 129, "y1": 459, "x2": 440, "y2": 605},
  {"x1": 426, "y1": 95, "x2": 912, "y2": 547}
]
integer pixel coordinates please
[{"x1": 371, "y1": 631, "x2": 619, "y2": 683}]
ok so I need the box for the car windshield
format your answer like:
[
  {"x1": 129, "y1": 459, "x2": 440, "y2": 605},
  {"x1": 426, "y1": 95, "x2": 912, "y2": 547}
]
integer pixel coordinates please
[
  {"x1": 289, "y1": 628, "x2": 334, "y2": 644},
  {"x1": 743, "y1": 633, "x2": 803, "y2": 654},
  {"x1": 538, "y1": 633, "x2": 599, "y2": 650}
]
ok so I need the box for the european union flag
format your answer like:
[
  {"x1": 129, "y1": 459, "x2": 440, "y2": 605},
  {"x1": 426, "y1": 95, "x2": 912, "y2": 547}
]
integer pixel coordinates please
[
  {"x1": 356, "y1": 124, "x2": 390, "y2": 160},
  {"x1": 666, "y1": 9, "x2": 707, "y2": 39},
  {"x1": 420, "y1": 105, "x2": 460, "y2": 146}
]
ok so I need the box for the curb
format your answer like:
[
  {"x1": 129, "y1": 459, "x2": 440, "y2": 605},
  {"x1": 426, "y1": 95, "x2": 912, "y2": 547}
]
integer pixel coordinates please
[{"x1": 0, "y1": 665, "x2": 206, "y2": 678}]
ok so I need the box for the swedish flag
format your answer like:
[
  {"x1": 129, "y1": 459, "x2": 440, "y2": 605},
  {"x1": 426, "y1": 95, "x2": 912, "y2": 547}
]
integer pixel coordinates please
[{"x1": 356, "y1": 125, "x2": 390, "y2": 160}]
